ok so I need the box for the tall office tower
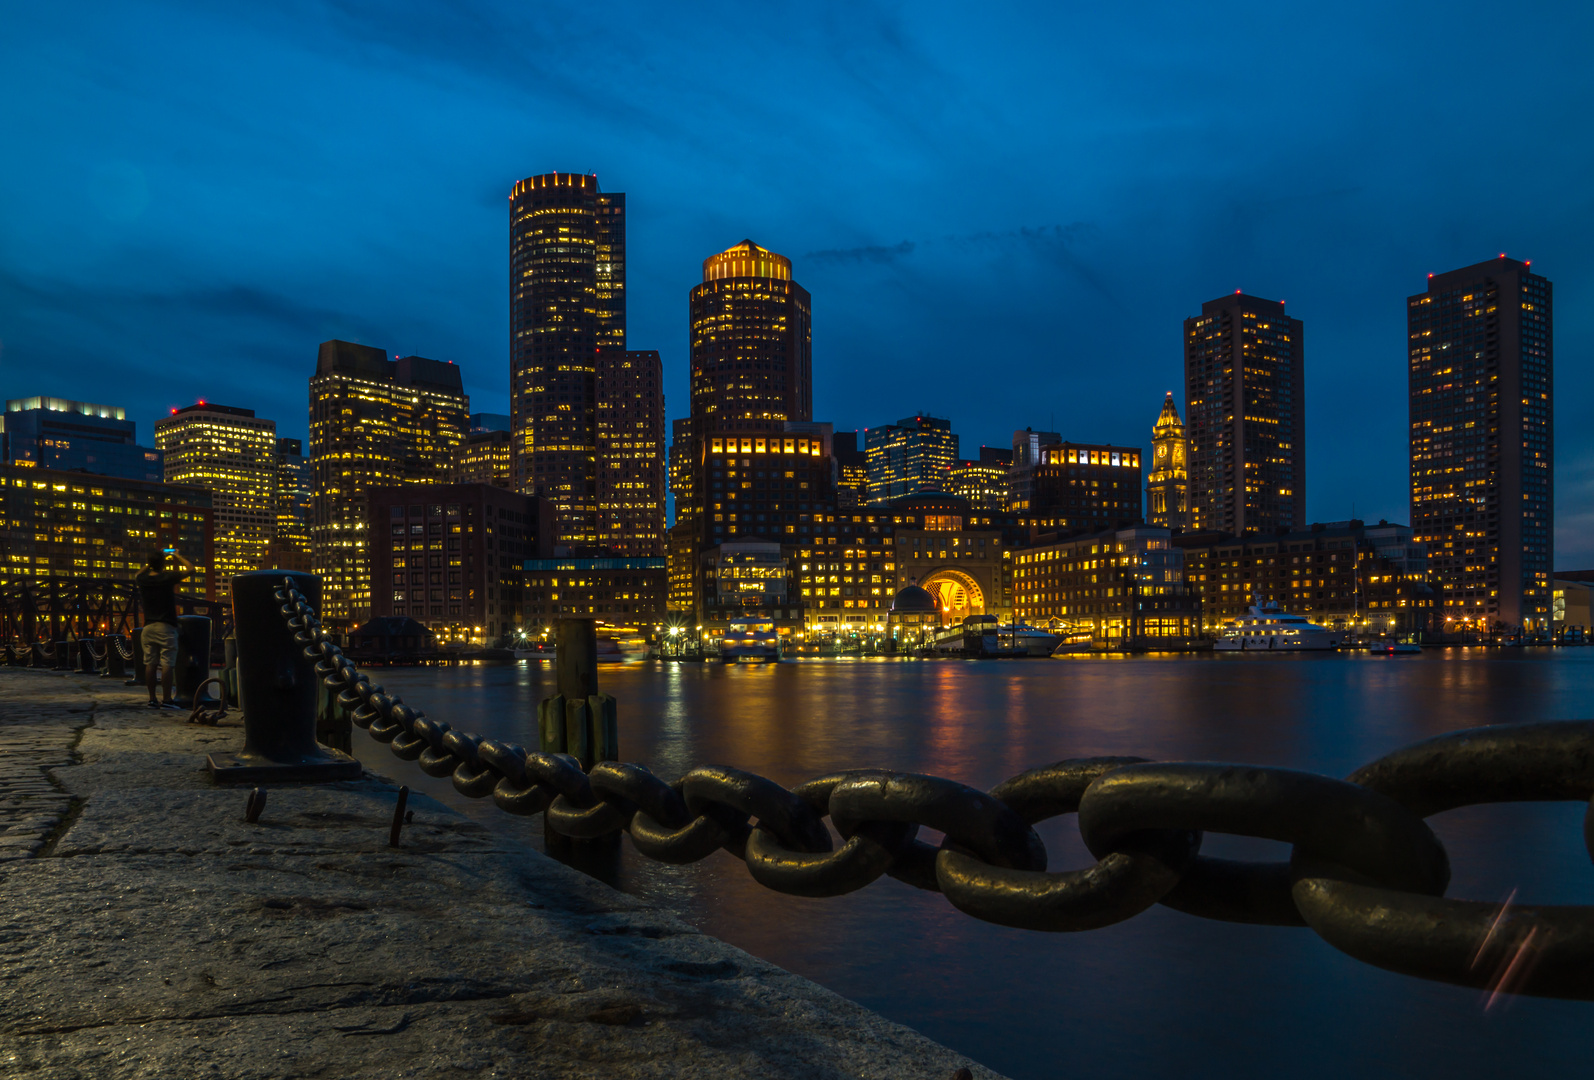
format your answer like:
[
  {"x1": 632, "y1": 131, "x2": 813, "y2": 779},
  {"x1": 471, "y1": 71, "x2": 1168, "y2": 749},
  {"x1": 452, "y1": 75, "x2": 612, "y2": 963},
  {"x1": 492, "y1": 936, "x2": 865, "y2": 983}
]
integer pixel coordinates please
[
  {"x1": 1184, "y1": 292, "x2": 1305, "y2": 534},
  {"x1": 154, "y1": 402, "x2": 277, "y2": 599},
  {"x1": 951, "y1": 447, "x2": 1013, "y2": 512},
  {"x1": 1147, "y1": 393, "x2": 1189, "y2": 529},
  {"x1": 688, "y1": 240, "x2": 813, "y2": 435},
  {"x1": 2, "y1": 397, "x2": 164, "y2": 482},
  {"x1": 269, "y1": 436, "x2": 313, "y2": 570},
  {"x1": 670, "y1": 239, "x2": 814, "y2": 553},
  {"x1": 509, "y1": 172, "x2": 625, "y2": 545},
  {"x1": 595, "y1": 348, "x2": 665, "y2": 556},
  {"x1": 865, "y1": 415, "x2": 957, "y2": 502},
  {"x1": 1409, "y1": 256, "x2": 1552, "y2": 631},
  {"x1": 833, "y1": 431, "x2": 869, "y2": 508},
  {"x1": 1008, "y1": 428, "x2": 1061, "y2": 512},
  {"x1": 309, "y1": 340, "x2": 469, "y2": 624}
]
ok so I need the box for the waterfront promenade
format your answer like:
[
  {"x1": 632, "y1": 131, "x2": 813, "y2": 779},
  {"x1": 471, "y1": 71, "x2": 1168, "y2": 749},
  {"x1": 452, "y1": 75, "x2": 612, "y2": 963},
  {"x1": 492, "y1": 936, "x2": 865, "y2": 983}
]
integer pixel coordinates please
[{"x1": 0, "y1": 668, "x2": 995, "y2": 1079}]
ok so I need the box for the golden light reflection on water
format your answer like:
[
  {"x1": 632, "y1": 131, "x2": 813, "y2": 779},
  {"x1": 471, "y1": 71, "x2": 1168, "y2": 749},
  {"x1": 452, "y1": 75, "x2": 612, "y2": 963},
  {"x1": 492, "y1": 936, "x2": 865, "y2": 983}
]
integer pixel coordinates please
[{"x1": 370, "y1": 650, "x2": 1594, "y2": 1080}]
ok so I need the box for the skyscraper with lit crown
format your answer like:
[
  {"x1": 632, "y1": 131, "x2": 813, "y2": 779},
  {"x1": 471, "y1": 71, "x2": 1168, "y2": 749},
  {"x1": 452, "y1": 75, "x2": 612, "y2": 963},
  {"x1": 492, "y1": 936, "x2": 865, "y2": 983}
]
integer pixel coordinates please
[
  {"x1": 508, "y1": 172, "x2": 626, "y2": 545},
  {"x1": 1146, "y1": 393, "x2": 1189, "y2": 530},
  {"x1": 154, "y1": 402, "x2": 276, "y2": 600}
]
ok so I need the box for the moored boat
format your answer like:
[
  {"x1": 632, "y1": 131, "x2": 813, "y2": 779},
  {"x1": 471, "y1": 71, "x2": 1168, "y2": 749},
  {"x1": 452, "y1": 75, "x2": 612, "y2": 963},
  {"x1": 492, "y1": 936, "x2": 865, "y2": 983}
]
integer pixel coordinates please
[{"x1": 1214, "y1": 603, "x2": 1342, "y2": 651}]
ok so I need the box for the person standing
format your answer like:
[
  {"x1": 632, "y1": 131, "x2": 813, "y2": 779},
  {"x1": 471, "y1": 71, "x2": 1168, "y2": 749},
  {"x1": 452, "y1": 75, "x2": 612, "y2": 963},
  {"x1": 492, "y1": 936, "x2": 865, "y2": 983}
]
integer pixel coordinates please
[{"x1": 135, "y1": 547, "x2": 192, "y2": 709}]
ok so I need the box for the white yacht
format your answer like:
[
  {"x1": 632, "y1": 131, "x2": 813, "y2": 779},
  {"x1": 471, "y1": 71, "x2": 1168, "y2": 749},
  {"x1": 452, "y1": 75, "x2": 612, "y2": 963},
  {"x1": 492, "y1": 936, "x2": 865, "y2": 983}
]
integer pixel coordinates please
[{"x1": 1215, "y1": 603, "x2": 1343, "y2": 652}]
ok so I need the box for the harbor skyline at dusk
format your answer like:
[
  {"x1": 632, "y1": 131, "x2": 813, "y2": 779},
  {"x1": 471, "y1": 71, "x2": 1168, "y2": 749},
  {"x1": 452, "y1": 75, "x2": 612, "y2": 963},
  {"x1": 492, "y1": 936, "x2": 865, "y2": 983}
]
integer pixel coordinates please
[{"x1": 2, "y1": 2, "x2": 1591, "y2": 562}]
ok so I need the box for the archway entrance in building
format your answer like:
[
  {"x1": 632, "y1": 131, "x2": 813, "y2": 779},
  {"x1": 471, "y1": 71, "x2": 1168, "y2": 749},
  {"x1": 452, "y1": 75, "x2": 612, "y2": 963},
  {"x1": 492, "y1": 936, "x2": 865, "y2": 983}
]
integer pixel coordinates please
[{"x1": 918, "y1": 569, "x2": 985, "y2": 626}]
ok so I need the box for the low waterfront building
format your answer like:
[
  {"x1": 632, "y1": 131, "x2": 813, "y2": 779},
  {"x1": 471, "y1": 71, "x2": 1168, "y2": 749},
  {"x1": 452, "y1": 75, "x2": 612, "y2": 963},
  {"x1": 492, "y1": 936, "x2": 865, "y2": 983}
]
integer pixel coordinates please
[
  {"x1": 1553, "y1": 573, "x2": 1593, "y2": 635},
  {"x1": 889, "y1": 494, "x2": 1016, "y2": 628},
  {"x1": 0, "y1": 463, "x2": 215, "y2": 597},
  {"x1": 1174, "y1": 520, "x2": 1436, "y2": 635},
  {"x1": 886, "y1": 583, "x2": 938, "y2": 649},
  {"x1": 366, "y1": 483, "x2": 554, "y2": 645},
  {"x1": 522, "y1": 555, "x2": 668, "y2": 629},
  {"x1": 1, "y1": 398, "x2": 164, "y2": 483},
  {"x1": 1013, "y1": 524, "x2": 1199, "y2": 648}
]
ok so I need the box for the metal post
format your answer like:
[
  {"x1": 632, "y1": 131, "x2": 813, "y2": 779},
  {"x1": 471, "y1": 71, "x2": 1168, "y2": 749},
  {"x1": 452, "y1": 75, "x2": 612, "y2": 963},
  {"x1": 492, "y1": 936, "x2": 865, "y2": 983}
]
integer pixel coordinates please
[
  {"x1": 124, "y1": 626, "x2": 144, "y2": 686},
  {"x1": 52, "y1": 641, "x2": 70, "y2": 671},
  {"x1": 541, "y1": 617, "x2": 619, "y2": 872},
  {"x1": 103, "y1": 635, "x2": 127, "y2": 679},
  {"x1": 205, "y1": 570, "x2": 362, "y2": 784},
  {"x1": 73, "y1": 638, "x2": 96, "y2": 675},
  {"x1": 174, "y1": 616, "x2": 213, "y2": 707}
]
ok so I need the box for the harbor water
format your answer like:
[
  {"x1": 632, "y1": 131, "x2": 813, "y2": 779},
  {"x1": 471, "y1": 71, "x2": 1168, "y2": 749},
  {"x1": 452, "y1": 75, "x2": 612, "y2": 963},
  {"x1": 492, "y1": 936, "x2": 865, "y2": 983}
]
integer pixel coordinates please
[{"x1": 365, "y1": 650, "x2": 1594, "y2": 1079}]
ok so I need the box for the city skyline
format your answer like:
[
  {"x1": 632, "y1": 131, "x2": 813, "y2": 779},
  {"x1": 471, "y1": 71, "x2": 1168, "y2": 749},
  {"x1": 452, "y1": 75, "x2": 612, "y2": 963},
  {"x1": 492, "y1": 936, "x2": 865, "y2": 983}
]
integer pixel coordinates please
[{"x1": 3, "y1": 5, "x2": 1591, "y2": 560}]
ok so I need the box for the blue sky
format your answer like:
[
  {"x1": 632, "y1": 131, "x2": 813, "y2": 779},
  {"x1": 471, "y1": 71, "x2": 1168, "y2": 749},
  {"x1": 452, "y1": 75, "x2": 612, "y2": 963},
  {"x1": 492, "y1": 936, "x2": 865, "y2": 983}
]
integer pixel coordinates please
[{"x1": 3, "y1": 2, "x2": 1592, "y2": 558}]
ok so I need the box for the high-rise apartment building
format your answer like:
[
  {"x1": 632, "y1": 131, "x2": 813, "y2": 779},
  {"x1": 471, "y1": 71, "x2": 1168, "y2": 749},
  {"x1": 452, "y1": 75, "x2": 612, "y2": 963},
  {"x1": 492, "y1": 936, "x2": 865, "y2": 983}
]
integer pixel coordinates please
[
  {"x1": 1185, "y1": 293, "x2": 1305, "y2": 534},
  {"x1": 309, "y1": 340, "x2": 469, "y2": 624},
  {"x1": 2, "y1": 398, "x2": 164, "y2": 483},
  {"x1": 509, "y1": 173, "x2": 626, "y2": 544},
  {"x1": 950, "y1": 447, "x2": 1013, "y2": 511},
  {"x1": 595, "y1": 348, "x2": 665, "y2": 556},
  {"x1": 268, "y1": 436, "x2": 313, "y2": 572},
  {"x1": 865, "y1": 415, "x2": 957, "y2": 502},
  {"x1": 1409, "y1": 256, "x2": 1552, "y2": 631},
  {"x1": 154, "y1": 402, "x2": 276, "y2": 599},
  {"x1": 1147, "y1": 393, "x2": 1189, "y2": 530}
]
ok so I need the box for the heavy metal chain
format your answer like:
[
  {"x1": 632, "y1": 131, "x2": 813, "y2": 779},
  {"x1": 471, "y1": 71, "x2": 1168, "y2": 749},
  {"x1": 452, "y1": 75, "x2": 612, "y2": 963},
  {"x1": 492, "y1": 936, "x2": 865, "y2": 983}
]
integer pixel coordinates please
[{"x1": 273, "y1": 577, "x2": 1594, "y2": 1002}]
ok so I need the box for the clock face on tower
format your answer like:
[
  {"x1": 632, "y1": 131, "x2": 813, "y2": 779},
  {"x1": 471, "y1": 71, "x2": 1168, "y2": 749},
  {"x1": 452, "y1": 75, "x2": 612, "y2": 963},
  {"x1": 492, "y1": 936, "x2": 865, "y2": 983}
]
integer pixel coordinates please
[{"x1": 1157, "y1": 444, "x2": 1167, "y2": 458}]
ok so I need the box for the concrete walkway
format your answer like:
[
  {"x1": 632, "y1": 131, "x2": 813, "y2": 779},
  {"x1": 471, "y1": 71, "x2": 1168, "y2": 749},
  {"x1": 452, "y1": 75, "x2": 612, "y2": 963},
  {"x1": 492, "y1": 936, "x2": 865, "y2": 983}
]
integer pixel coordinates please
[{"x1": 0, "y1": 668, "x2": 999, "y2": 1079}]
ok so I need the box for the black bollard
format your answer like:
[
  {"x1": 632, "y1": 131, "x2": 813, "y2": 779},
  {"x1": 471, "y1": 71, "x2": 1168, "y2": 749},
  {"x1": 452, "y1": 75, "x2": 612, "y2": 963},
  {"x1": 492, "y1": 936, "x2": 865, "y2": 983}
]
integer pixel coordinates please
[
  {"x1": 540, "y1": 618, "x2": 620, "y2": 876},
  {"x1": 73, "y1": 639, "x2": 96, "y2": 675},
  {"x1": 30, "y1": 643, "x2": 47, "y2": 669},
  {"x1": 124, "y1": 627, "x2": 144, "y2": 686},
  {"x1": 205, "y1": 570, "x2": 362, "y2": 784},
  {"x1": 103, "y1": 635, "x2": 127, "y2": 679},
  {"x1": 53, "y1": 641, "x2": 70, "y2": 671},
  {"x1": 173, "y1": 616, "x2": 212, "y2": 707}
]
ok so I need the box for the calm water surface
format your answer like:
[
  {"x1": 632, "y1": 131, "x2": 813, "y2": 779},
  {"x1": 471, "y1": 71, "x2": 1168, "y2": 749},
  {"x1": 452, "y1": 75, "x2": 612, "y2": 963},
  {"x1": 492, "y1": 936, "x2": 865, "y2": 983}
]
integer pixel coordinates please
[{"x1": 366, "y1": 650, "x2": 1594, "y2": 1079}]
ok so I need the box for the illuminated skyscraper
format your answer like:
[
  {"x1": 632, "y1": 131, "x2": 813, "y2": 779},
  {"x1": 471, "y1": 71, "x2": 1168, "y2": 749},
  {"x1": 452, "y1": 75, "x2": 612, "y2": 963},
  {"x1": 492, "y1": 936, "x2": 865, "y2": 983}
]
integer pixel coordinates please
[
  {"x1": 453, "y1": 431, "x2": 513, "y2": 489},
  {"x1": 508, "y1": 172, "x2": 626, "y2": 544},
  {"x1": 1409, "y1": 256, "x2": 1552, "y2": 631},
  {"x1": 1147, "y1": 393, "x2": 1189, "y2": 529},
  {"x1": 687, "y1": 240, "x2": 812, "y2": 435},
  {"x1": 309, "y1": 341, "x2": 469, "y2": 624},
  {"x1": 595, "y1": 348, "x2": 665, "y2": 556},
  {"x1": 1184, "y1": 293, "x2": 1305, "y2": 534},
  {"x1": 670, "y1": 239, "x2": 814, "y2": 556},
  {"x1": 865, "y1": 415, "x2": 957, "y2": 502},
  {"x1": 154, "y1": 402, "x2": 277, "y2": 600},
  {"x1": 267, "y1": 437, "x2": 313, "y2": 572}
]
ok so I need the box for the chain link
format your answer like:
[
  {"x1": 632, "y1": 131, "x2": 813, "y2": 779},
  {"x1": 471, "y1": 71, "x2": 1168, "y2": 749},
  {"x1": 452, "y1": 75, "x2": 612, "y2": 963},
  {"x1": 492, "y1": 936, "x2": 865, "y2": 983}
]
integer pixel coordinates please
[{"x1": 272, "y1": 578, "x2": 1594, "y2": 1002}]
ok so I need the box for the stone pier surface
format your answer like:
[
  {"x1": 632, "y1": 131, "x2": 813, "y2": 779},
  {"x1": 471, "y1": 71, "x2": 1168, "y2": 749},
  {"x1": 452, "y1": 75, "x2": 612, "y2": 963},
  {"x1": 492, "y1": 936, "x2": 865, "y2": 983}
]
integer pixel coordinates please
[{"x1": 0, "y1": 669, "x2": 1001, "y2": 1079}]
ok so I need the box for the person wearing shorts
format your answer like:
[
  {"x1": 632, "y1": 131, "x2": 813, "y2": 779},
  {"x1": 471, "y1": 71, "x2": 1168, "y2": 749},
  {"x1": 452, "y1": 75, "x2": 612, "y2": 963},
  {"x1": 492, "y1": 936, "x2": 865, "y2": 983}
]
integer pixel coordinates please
[{"x1": 135, "y1": 548, "x2": 192, "y2": 709}]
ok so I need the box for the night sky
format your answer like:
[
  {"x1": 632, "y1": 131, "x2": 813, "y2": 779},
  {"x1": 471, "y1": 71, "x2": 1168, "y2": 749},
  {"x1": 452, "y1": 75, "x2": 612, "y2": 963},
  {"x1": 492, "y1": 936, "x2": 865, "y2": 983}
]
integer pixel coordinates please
[{"x1": 3, "y1": 3, "x2": 1591, "y2": 558}]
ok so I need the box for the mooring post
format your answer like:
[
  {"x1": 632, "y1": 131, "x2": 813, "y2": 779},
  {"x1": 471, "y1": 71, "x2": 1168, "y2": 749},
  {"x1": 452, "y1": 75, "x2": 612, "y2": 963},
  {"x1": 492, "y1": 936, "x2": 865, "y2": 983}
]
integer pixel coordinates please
[
  {"x1": 540, "y1": 617, "x2": 620, "y2": 871},
  {"x1": 173, "y1": 615, "x2": 213, "y2": 707},
  {"x1": 205, "y1": 570, "x2": 362, "y2": 784},
  {"x1": 124, "y1": 626, "x2": 144, "y2": 686}
]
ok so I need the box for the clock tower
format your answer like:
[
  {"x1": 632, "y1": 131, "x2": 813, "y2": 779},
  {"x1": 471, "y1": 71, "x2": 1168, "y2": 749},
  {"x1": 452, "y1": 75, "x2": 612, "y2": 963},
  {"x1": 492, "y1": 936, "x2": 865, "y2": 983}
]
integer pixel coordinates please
[{"x1": 1147, "y1": 393, "x2": 1189, "y2": 530}]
